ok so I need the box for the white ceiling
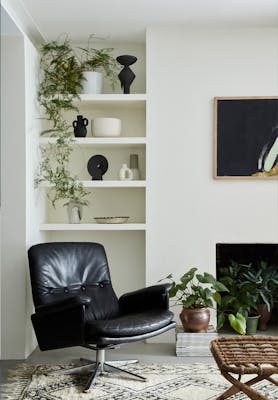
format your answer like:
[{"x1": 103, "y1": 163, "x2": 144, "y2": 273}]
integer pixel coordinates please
[{"x1": 17, "y1": 0, "x2": 278, "y2": 42}]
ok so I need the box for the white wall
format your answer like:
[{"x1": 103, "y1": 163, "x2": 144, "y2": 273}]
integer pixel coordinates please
[
  {"x1": 146, "y1": 27, "x2": 278, "y2": 338},
  {"x1": 25, "y1": 35, "x2": 46, "y2": 357},
  {"x1": 1, "y1": 7, "x2": 43, "y2": 359},
  {"x1": 1, "y1": 35, "x2": 27, "y2": 358}
]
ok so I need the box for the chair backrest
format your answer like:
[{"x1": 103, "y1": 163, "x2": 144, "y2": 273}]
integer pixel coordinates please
[{"x1": 28, "y1": 242, "x2": 120, "y2": 320}]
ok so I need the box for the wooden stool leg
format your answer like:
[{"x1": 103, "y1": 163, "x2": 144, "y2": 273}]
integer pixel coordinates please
[
  {"x1": 267, "y1": 376, "x2": 278, "y2": 386},
  {"x1": 216, "y1": 374, "x2": 269, "y2": 400},
  {"x1": 221, "y1": 372, "x2": 269, "y2": 400}
]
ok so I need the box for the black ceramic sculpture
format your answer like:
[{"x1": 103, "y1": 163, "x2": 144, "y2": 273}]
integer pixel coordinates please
[
  {"x1": 116, "y1": 55, "x2": 137, "y2": 94},
  {"x1": 87, "y1": 155, "x2": 108, "y2": 180},
  {"x1": 73, "y1": 115, "x2": 88, "y2": 137}
]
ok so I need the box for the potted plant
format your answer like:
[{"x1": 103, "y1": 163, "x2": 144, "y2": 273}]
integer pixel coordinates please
[
  {"x1": 218, "y1": 261, "x2": 260, "y2": 335},
  {"x1": 160, "y1": 267, "x2": 246, "y2": 334},
  {"x1": 38, "y1": 36, "x2": 84, "y2": 130},
  {"x1": 36, "y1": 37, "x2": 90, "y2": 216},
  {"x1": 36, "y1": 35, "x2": 120, "y2": 215},
  {"x1": 79, "y1": 34, "x2": 119, "y2": 94},
  {"x1": 241, "y1": 260, "x2": 278, "y2": 330},
  {"x1": 36, "y1": 137, "x2": 90, "y2": 222}
]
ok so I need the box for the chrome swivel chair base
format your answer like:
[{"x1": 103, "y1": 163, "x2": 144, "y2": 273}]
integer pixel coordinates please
[{"x1": 48, "y1": 347, "x2": 147, "y2": 393}]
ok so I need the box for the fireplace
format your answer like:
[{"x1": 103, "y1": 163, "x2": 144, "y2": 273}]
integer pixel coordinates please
[{"x1": 216, "y1": 243, "x2": 278, "y2": 332}]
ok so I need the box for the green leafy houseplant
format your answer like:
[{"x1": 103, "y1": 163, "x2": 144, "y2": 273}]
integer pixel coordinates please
[
  {"x1": 218, "y1": 262, "x2": 258, "y2": 315},
  {"x1": 78, "y1": 34, "x2": 119, "y2": 89},
  {"x1": 36, "y1": 37, "x2": 90, "y2": 209},
  {"x1": 161, "y1": 267, "x2": 246, "y2": 334},
  {"x1": 241, "y1": 260, "x2": 278, "y2": 312},
  {"x1": 38, "y1": 36, "x2": 84, "y2": 134},
  {"x1": 36, "y1": 138, "x2": 89, "y2": 208},
  {"x1": 218, "y1": 259, "x2": 278, "y2": 316},
  {"x1": 36, "y1": 35, "x2": 119, "y2": 209}
]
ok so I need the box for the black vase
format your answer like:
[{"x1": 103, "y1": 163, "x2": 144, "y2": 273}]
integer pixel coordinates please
[
  {"x1": 116, "y1": 55, "x2": 137, "y2": 94},
  {"x1": 73, "y1": 115, "x2": 88, "y2": 137}
]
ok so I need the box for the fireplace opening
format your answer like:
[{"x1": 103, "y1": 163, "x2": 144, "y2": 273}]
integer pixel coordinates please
[{"x1": 216, "y1": 243, "x2": 278, "y2": 333}]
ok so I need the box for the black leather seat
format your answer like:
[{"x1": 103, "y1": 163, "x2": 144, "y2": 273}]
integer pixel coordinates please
[{"x1": 28, "y1": 242, "x2": 176, "y2": 392}]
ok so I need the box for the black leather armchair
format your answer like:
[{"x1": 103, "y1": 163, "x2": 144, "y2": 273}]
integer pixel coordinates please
[{"x1": 28, "y1": 242, "x2": 176, "y2": 392}]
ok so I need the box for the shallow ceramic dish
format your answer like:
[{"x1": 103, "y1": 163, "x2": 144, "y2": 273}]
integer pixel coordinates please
[{"x1": 94, "y1": 216, "x2": 129, "y2": 224}]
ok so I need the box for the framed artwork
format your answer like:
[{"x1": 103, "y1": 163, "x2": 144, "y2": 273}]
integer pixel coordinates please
[{"x1": 214, "y1": 97, "x2": 278, "y2": 179}]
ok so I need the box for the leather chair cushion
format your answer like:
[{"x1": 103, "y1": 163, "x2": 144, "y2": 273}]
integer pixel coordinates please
[{"x1": 85, "y1": 310, "x2": 174, "y2": 338}]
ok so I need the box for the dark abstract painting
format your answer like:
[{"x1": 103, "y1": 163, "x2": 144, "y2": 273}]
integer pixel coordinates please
[{"x1": 214, "y1": 97, "x2": 278, "y2": 178}]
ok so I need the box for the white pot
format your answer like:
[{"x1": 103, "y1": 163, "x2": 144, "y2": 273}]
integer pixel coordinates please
[
  {"x1": 82, "y1": 71, "x2": 103, "y2": 94},
  {"x1": 91, "y1": 117, "x2": 122, "y2": 137}
]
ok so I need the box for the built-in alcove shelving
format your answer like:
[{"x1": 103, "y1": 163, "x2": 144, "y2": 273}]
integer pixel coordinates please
[{"x1": 40, "y1": 93, "x2": 147, "y2": 230}]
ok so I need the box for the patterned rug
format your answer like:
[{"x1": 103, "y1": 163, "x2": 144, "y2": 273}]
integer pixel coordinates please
[{"x1": 2, "y1": 363, "x2": 278, "y2": 400}]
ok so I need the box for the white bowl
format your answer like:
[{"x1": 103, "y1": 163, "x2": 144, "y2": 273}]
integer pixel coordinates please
[{"x1": 91, "y1": 117, "x2": 122, "y2": 137}]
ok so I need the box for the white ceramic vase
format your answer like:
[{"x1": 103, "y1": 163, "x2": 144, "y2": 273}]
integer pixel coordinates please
[
  {"x1": 119, "y1": 163, "x2": 133, "y2": 180},
  {"x1": 82, "y1": 71, "x2": 103, "y2": 94}
]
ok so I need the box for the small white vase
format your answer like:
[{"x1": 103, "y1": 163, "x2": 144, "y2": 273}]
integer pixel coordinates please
[
  {"x1": 119, "y1": 164, "x2": 133, "y2": 180},
  {"x1": 82, "y1": 71, "x2": 103, "y2": 94},
  {"x1": 91, "y1": 117, "x2": 122, "y2": 137}
]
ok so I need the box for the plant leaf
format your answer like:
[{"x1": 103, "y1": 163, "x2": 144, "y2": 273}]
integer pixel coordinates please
[
  {"x1": 217, "y1": 313, "x2": 225, "y2": 330},
  {"x1": 213, "y1": 292, "x2": 221, "y2": 305},
  {"x1": 228, "y1": 313, "x2": 246, "y2": 335}
]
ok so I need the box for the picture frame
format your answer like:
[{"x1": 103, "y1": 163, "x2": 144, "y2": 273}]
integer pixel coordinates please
[{"x1": 214, "y1": 96, "x2": 278, "y2": 179}]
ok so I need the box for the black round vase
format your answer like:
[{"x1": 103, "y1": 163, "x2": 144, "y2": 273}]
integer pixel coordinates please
[
  {"x1": 73, "y1": 115, "x2": 88, "y2": 137},
  {"x1": 116, "y1": 55, "x2": 137, "y2": 94}
]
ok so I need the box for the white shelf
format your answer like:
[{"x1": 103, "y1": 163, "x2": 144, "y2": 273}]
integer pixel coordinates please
[
  {"x1": 74, "y1": 93, "x2": 147, "y2": 106},
  {"x1": 39, "y1": 180, "x2": 146, "y2": 188},
  {"x1": 40, "y1": 223, "x2": 146, "y2": 231},
  {"x1": 39, "y1": 137, "x2": 146, "y2": 146}
]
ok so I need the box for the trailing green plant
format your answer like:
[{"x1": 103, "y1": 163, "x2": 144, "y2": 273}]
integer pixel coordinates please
[
  {"x1": 160, "y1": 267, "x2": 246, "y2": 334},
  {"x1": 36, "y1": 137, "x2": 90, "y2": 207},
  {"x1": 38, "y1": 36, "x2": 84, "y2": 134},
  {"x1": 36, "y1": 36, "x2": 90, "y2": 208}
]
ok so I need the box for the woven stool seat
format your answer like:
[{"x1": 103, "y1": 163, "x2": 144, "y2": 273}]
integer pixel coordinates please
[{"x1": 210, "y1": 336, "x2": 278, "y2": 400}]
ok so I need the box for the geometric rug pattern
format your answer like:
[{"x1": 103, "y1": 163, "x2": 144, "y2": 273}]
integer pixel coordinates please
[{"x1": 2, "y1": 363, "x2": 278, "y2": 400}]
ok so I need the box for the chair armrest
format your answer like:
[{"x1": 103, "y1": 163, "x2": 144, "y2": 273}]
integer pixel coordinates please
[
  {"x1": 35, "y1": 295, "x2": 92, "y2": 316},
  {"x1": 31, "y1": 296, "x2": 91, "y2": 351},
  {"x1": 119, "y1": 283, "x2": 172, "y2": 314}
]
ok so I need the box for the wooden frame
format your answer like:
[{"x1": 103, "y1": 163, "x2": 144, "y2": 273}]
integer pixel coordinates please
[{"x1": 214, "y1": 96, "x2": 278, "y2": 179}]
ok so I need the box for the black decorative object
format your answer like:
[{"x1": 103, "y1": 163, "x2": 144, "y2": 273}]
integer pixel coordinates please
[
  {"x1": 73, "y1": 115, "x2": 88, "y2": 137},
  {"x1": 116, "y1": 55, "x2": 137, "y2": 94},
  {"x1": 87, "y1": 155, "x2": 108, "y2": 180}
]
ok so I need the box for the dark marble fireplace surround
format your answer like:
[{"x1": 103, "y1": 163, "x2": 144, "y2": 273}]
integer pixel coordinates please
[{"x1": 216, "y1": 243, "x2": 278, "y2": 329}]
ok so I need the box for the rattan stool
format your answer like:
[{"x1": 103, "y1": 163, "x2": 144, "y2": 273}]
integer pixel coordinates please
[{"x1": 210, "y1": 336, "x2": 278, "y2": 400}]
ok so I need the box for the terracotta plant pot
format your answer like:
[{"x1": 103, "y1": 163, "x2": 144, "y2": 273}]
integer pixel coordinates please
[
  {"x1": 179, "y1": 307, "x2": 210, "y2": 332},
  {"x1": 257, "y1": 304, "x2": 273, "y2": 331}
]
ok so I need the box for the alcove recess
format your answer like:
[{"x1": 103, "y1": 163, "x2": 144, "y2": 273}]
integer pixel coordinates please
[
  {"x1": 216, "y1": 243, "x2": 278, "y2": 330},
  {"x1": 39, "y1": 41, "x2": 146, "y2": 297}
]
